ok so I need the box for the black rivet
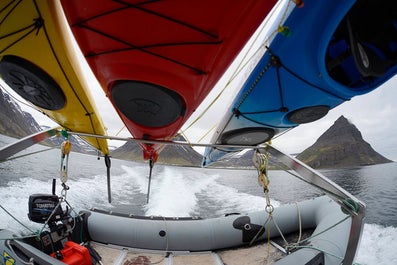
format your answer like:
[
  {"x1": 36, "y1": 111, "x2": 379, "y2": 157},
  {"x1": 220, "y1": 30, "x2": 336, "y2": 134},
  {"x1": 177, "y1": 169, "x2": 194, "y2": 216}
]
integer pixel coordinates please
[{"x1": 159, "y1": 230, "x2": 166, "y2": 237}]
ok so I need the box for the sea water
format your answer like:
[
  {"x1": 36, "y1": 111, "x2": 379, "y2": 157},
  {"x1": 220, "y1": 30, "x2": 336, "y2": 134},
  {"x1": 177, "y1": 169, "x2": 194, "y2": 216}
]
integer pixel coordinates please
[{"x1": 1, "y1": 135, "x2": 396, "y2": 265}]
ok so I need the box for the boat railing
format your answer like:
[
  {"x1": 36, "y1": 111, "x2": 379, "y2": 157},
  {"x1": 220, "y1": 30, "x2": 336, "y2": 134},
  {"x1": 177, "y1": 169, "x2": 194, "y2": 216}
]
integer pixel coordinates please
[
  {"x1": 0, "y1": 129, "x2": 365, "y2": 265},
  {"x1": 263, "y1": 144, "x2": 365, "y2": 265}
]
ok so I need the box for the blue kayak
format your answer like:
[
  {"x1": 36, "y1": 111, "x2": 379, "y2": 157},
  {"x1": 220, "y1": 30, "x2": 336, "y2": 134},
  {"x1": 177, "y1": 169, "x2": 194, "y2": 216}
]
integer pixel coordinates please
[{"x1": 203, "y1": 0, "x2": 397, "y2": 166}]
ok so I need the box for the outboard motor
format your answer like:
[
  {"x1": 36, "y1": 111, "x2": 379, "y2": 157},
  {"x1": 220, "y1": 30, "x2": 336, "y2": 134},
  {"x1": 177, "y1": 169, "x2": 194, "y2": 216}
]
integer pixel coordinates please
[
  {"x1": 28, "y1": 194, "x2": 64, "y2": 224},
  {"x1": 0, "y1": 193, "x2": 92, "y2": 265},
  {"x1": 28, "y1": 194, "x2": 71, "y2": 255}
]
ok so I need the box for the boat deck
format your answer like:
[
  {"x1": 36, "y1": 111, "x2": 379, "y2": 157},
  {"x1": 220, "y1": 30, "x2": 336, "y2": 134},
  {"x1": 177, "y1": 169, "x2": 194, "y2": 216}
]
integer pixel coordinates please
[{"x1": 91, "y1": 241, "x2": 285, "y2": 265}]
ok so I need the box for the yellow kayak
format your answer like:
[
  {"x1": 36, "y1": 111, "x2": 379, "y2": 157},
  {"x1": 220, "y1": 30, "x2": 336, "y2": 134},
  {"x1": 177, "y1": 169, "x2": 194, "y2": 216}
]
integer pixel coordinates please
[{"x1": 0, "y1": 0, "x2": 108, "y2": 155}]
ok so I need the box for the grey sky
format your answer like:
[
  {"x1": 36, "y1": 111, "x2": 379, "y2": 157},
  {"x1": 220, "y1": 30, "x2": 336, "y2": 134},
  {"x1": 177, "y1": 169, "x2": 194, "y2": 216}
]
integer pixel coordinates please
[{"x1": 273, "y1": 76, "x2": 397, "y2": 161}]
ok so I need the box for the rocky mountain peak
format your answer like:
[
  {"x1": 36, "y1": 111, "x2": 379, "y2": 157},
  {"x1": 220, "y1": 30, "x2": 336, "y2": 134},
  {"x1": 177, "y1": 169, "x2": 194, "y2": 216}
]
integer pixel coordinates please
[
  {"x1": 0, "y1": 89, "x2": 41, "y2": 137},
  {"x1": 0, "y1": 89, "x2": 98, "y2": 154},
  {"x1": 314, "y1": 115, "x2": 362, "y2": 146},
  {"x1": 296, "y1": 115, "x2": 392, "y2": 168}
]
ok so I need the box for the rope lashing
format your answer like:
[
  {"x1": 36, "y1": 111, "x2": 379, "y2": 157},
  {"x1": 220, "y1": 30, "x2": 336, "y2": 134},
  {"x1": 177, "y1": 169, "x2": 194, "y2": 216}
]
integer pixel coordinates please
[
  {"x1": 60, "y1": 130, "x2": 71, "y2": 195},
  {"x1": 341, "y1": 198, "x2": 361, "y2": 215},
  {"x1": 293, "y1": 0, "x2": 305, "y2": 9},
  {"x1": 181, "y1": 0, "x2": 297, "y2": 140},
  {"x1": 253, "y1": 148, "x2": 278, "y2": 261},
  {"x1": 277, "y1": 26, "x2": 291, "y2": 37},
  {"x1": 60, "y1": 140, "x2": 70, "y2": 183},
  {"x1": 253, "y1": 149, "x2": 270, "y2": 194}
]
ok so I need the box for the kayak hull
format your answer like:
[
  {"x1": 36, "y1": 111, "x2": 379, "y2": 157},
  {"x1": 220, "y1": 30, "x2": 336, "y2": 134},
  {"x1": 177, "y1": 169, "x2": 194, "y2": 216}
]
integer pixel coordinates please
[
  {"x1": 61, "y1": 0, "x2": 277, "y2": 160},
  {"x1": 0, "y1": 0, "x2": 109, "y2": 155},
  {"x1": 203, "y1": 0, "x2": 397, "y2": 166}
]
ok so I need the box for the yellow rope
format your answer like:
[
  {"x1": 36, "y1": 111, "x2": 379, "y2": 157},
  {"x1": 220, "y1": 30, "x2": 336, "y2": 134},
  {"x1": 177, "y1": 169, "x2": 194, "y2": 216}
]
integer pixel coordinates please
[
  {"x1": 177, "y1": 130, "x2": 192, "y2": 146},
  {"x1": 254, "y1": 149, "x2": 274, "y2": 262},
  {"x1": 115, "y1": 125, "x2": 126, "y2": 137},
  {"x1": 182, "y1": 0, "x2": 296, "y2": 140},
  {"x1": 60, "y1": 139, "x2": 71, "y2": 186},
  {"x1": 197, "y1": 124, "x2": 217, "y2": 143}
]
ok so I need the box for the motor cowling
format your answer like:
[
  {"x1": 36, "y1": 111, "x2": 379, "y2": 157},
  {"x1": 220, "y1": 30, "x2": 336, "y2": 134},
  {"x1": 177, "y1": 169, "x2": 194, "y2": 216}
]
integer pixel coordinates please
[{"x1": 28, "y1": 194, "x2": 64, "y2": 224}]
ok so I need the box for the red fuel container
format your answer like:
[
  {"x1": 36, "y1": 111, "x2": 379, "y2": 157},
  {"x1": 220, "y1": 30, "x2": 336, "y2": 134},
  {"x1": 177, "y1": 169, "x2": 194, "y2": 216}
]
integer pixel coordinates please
[{"x1": 50, "y1": 241, "x2": 92, "y2": 265}]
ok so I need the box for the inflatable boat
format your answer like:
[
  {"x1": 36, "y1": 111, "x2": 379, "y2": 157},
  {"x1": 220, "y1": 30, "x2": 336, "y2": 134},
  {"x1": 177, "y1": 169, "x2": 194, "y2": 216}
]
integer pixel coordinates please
[
  {"x1": 0, "y1": 143, "x2": 365, "y2": 265},
  {"x1": 0, "y1": 195, "x2": 359, "y2": 265}
]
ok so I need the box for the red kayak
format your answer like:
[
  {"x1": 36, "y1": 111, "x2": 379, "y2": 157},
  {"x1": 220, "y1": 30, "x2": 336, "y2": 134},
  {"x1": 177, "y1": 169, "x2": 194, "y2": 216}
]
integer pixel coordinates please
[{"x1": 61, "y1": 0, "x2": 277, "y2": 161}]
